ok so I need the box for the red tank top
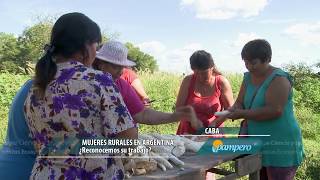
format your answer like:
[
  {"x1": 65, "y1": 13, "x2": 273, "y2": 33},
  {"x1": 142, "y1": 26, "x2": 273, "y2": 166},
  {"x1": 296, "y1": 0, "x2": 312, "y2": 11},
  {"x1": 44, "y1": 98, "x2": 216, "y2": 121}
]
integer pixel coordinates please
[
  {"x1": 120, "y1": 68, "x2": 138, "y2": 85},
  {"x1": 176, "y1": 74, "x2": 223, "y2": 134}
]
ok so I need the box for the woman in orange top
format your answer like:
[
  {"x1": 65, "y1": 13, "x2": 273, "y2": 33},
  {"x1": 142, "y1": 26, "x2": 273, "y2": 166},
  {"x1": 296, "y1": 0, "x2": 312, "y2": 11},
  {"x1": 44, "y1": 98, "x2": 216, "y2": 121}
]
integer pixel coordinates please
[
  {"x1": 120, "y1": 68, "x2": 151, "y2": 106},
  {"x1": 176, "y1": 50, "x2": 234, "y2": 135}
]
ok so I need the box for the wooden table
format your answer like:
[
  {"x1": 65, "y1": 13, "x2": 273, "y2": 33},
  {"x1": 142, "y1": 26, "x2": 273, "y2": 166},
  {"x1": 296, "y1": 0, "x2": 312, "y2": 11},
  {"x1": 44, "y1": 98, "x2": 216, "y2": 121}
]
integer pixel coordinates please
[{"x1": 130, "y1": 153, "x2": 262, "y2": 180}]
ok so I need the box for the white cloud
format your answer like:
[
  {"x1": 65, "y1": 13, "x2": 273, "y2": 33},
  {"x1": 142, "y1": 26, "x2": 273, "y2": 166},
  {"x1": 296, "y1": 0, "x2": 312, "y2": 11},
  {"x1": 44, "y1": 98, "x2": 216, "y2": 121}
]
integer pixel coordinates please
[
  {"x1": 180, "y1": 0, "x2": 269, "y2": 20},
  {"x1": 258, "y1": 18, "x2": 297, "y2": 24},
  {"x1": 167, "y1": 43, "x2": 203, "y2": 59},
  {"x1": 137, "y1": 41, "x2": 258, "y2": 73},
  {"x1": 137, "y1": 41, "x2": 203, "y2": 73},
  {"x1": 181, "y1": 0, "x2": 195, "y2": 5},
  {"x1": 162, "y1": 43, "x2": 204, "y2": 73},
  {"x1": 232, "y1": 33, "x2": 260, "y2": 47},
  {"x1": 137, "y1": 41, "x2": 167, "y2": 57},
  {"x1": 284, "y1": 22, "x2": 320, "y2": 46}
]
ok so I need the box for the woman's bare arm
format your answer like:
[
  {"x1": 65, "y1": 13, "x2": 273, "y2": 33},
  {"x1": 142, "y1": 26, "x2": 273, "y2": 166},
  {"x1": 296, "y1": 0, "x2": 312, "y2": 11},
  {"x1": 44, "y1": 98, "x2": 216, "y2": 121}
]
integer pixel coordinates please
[
  {"x1": 133, "y1": 106, "x2": 203, "y2": 129},
  {"x1": 116, "y1": 127, "x2": 138, "y2": 139},
  {"x1": 220, "y1": 76, "x2": 234, "y2": 109},
  {"x1": 175, "y1": 76, "x2": 192, "y2": 108},
  {"x1": 228, "y1": 77, "x2": 291, "y2": 121},
  {"x1": 131, "y1": 79, "x2": 149, "y2": 100}
]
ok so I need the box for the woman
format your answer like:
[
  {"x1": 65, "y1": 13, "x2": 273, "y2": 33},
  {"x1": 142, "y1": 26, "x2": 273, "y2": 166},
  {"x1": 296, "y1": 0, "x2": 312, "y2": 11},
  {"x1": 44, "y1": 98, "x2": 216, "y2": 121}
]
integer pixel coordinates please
[
  {"x1": 226, "y1": 39, "x2": 304, "y2": 180},
  {"x1": 0, "y1": 80, "x2": 35, "y2": 180},
  {"x1": 24, "y1": 13, "x2": 137, "y2": 179},
  {"x1": 120, "y1": 68, "x2": 152, "y2": 106},
  {"x1": 176, "y1": 50, "x2": 234, "y2": 135},
  {"x1": 0, "y1": 40, "x2": 200, "y2": 179},
  {"x1": 93, "y1": 41, "x2": 201, "y2": 128}
]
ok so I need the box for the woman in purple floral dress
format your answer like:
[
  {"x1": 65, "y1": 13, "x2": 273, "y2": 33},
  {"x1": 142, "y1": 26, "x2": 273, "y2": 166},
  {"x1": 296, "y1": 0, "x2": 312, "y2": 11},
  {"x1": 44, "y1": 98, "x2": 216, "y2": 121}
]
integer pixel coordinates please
[{"x1": 24, "y1": 12, "x2": 137, "y2": 179}]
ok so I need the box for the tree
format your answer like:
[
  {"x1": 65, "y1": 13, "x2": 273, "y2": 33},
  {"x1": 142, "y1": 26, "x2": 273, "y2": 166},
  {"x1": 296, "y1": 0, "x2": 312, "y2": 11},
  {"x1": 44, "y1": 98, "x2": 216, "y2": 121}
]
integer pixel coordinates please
[
  {"x1": 17, "y1": 22, "x2": 52, "y2": 65},
  {"x1": 0, "y1": 33, "x2": 22, "y2": 73},
  {"x1": 126, "y1": 42, "x2": 158, "y2": 72},
  {"x1": 0, "y1": 33, "x2": 20, "y2": 62},
  {"x1": 284, "y1": 63, "x2": 320, "y2": 112},
  {"x1": 0, "y1": 18, "x2": 158, "y2": 74},
  {"x1": 316, "y1": 61, "x2": 320, "y2": 70},
  {"x1": 0, "y1": 22, "x2": 52, "y2": 74}
]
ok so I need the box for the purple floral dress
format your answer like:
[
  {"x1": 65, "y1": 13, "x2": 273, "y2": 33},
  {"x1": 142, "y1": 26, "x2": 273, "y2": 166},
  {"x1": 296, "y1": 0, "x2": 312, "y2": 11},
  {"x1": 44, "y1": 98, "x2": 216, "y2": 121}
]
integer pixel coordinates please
[{"x1": 24, "y1": 61, "x2": 135, "y2": 180}]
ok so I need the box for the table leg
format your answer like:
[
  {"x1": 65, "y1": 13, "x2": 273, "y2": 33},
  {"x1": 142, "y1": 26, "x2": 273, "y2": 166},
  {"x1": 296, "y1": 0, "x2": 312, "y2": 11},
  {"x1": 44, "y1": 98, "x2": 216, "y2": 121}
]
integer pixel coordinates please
[{"x1": 249, "y1": 170, "x2": 260, "y2": 180}]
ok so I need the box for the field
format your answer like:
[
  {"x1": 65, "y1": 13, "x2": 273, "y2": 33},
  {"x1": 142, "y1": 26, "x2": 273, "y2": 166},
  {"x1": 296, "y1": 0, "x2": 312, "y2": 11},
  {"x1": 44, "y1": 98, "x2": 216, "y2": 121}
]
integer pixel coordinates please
[{"x1": 0, "y1": 71, "x2": 319, "y2": 179}]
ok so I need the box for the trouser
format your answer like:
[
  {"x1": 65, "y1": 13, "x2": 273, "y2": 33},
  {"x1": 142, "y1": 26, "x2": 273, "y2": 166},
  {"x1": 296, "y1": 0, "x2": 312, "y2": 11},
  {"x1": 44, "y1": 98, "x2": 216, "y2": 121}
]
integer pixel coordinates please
[{"x1": 260, "y1": 166, "x2": 298, "y2": 180}]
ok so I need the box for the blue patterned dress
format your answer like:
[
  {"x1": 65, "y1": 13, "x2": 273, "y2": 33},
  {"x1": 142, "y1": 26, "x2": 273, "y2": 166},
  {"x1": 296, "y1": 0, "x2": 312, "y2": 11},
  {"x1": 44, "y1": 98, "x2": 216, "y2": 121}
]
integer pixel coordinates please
[{"x1": 24, "y1": 60, "x2": 135, "y2": 180}]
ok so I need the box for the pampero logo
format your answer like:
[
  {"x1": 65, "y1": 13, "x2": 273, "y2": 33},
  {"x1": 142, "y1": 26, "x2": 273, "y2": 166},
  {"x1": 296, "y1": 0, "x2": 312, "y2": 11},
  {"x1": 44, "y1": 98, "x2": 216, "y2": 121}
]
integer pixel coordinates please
[
  {"x1": 211, "y1": 139, "x2": 223, "y2": 152},
  {"x1": 211, "y1": 139, "x2": 253, "y2": 153},
  {"x1": 194, "y1": 138, "x2": 262, "y2": 155}
]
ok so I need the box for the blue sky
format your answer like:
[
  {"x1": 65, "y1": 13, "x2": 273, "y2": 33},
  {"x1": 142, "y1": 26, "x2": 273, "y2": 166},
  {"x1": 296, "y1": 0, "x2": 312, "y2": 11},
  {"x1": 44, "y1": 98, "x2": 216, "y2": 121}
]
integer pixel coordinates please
[{"x1": 1, "y1": 0, "x2": 319, "y2": 73}]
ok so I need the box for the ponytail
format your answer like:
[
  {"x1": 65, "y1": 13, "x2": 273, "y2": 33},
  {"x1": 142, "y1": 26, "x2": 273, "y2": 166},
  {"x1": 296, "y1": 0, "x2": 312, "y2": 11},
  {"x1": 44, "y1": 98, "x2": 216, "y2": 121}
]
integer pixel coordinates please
[
  {"x1": 34, "y1": 47, "x2": 57, "y2": 97},
  {"x1": 33, "y1": 12, "x2": 102, "y2": 97}
]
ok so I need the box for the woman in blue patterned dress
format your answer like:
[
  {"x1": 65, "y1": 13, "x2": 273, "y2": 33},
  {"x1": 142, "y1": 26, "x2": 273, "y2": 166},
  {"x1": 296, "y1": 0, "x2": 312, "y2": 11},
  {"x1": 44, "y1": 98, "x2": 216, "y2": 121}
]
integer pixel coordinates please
[{"x1": 24, "y1": 12, "x2": 137, "y2": 179}]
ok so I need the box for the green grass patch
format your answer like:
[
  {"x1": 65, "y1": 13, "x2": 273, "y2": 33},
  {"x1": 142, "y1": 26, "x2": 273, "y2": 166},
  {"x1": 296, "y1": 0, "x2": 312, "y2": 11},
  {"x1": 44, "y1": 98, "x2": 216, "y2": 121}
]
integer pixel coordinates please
[{"x1": 0, "y1": 71, "x2": 319, "y2": 179}]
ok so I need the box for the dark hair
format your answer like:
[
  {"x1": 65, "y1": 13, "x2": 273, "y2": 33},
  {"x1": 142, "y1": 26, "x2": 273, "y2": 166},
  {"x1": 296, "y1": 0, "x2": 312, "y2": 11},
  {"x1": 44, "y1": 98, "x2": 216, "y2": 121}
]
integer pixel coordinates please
[
  {"x1": 34, "y1": 12, "x2": 101, "y2": 96},
  {"x1": 92, "y1": 58, "x2": 100, "y2": 70},
  {"x1": 241, "y1": 39, "x2": 272, "y2": 63},
  {"x1": 190, "y1": 50, "x2": 221, "y2": 74},
  {"x1": 92, "y1": 58, "x2": 106, "y2": 71}
]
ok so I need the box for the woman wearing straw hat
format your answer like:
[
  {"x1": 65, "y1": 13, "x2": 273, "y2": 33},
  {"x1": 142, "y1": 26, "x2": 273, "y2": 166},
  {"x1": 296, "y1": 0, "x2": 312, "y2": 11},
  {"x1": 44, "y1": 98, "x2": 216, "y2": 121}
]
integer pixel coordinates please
[{"x1": 93, "y1": 41, "x2": 202, "y2": 128}]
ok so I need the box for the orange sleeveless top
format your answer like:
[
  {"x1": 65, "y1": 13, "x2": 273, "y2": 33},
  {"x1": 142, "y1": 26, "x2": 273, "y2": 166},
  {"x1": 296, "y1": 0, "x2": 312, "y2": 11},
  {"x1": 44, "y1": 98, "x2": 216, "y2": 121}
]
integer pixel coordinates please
[{"x1": 176, "y1": 74, "x2": 223, "y2": 134}]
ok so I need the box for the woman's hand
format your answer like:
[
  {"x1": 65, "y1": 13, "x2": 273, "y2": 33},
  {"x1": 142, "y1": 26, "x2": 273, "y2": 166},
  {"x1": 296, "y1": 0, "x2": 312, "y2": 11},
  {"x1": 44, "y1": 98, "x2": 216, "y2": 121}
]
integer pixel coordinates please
[
  {"x1": 209, "y1": 116, "x2": 227, "y2": 127},
  {"x1": 228, "y1": 102, "x2": 243, "y2": 111},
  {"x1": 174, "y1": 106, "x2": 203, "y2": 129},
  {"x1": 227, "y1": 108, "x2": 246, "y2": 120},
  {"x1": 142, "y1": 98, "x2": 153, "y2": 107}
]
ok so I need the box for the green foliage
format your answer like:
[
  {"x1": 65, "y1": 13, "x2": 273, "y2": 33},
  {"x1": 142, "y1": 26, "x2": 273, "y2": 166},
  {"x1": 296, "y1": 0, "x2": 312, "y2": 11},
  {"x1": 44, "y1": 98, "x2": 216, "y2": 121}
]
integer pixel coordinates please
[
  {"x1": 284, "y1": 63, "x2": 320, "y2": 112},
  {"x1": 295, "y1": 108, "x2": 320, "y2": 141},
  {"x1": 0, "y1": 33, "x2": 23, "y2": 73},
  {"x1": 0, "y1": 21, "x2": 158, "y2": 74},
  {"x1": 0, "y1": 69, "x2": 319, "y2": 179},
  {"x1": 138, "y1": 71, "x2": 182, "y2": 133},
  {"x1": 296, "y1": 139, "x2": 320, "y2": 180},
  {"x1": 0, "y1": 33, "x2": 20, "y2": 62},
  {"x1": 0, "y1": 73, "x2": 30, "y2": 107},
  {"x1": 0, "y1": 61, "x2": 21, "y2": 74},
  {"x1": 0, "y1": 23, "x2": 52, "y2": 74},
  {"x1": 0, "y1": 73, "x2": 30, "y2": 143},
  {"x1": 224, "y1": 73, "x2": 243, "y2": 98},
  {"x1": 126, "y1": 43, "x2": 158, "y2": 72},
  {"x1": 140, "y1": 71, "x2": 182, "y2": 111},
  {"x1": 17, "y1": 22, "x2": 52, "y2": 64}
]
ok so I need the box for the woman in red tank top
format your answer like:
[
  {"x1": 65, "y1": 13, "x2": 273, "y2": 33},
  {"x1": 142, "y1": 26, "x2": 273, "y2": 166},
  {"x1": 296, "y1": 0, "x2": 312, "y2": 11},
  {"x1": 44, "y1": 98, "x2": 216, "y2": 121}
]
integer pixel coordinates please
[{"x1": 176, "y1": 50, "x2": 234, "y2": 135}]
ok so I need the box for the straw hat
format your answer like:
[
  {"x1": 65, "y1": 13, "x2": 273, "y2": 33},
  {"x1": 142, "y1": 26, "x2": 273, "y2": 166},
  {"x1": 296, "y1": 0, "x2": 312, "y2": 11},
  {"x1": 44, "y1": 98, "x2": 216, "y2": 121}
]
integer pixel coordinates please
[{"x1": 96, "y1": 41, "x2": 136, "y2": 66}]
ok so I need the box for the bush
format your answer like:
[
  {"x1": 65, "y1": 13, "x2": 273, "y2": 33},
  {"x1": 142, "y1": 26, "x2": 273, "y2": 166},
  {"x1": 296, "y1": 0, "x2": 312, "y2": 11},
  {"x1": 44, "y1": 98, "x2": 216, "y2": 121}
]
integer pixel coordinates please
[
  {"x1": 295, "y1": 108, "x2": 320, "y2": 140},
  {"x1": 285, "y1": 63, "x2": 320, "y2": 112},
  {"x1": 296, "y1": 139, "x2": 320, "y2": 180},
  {"x1": 225, "y1": 73, "x2": 243, "y2": 98},
  {"x1": 0, "y1": 73, "x2": 29, "y2": 144},
  {"x1": 138, "y1": 71, "x2": 182, "y2": 134},
  {"x1": 0, "y1": 61, "x2": 23, "y2": 74}
]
